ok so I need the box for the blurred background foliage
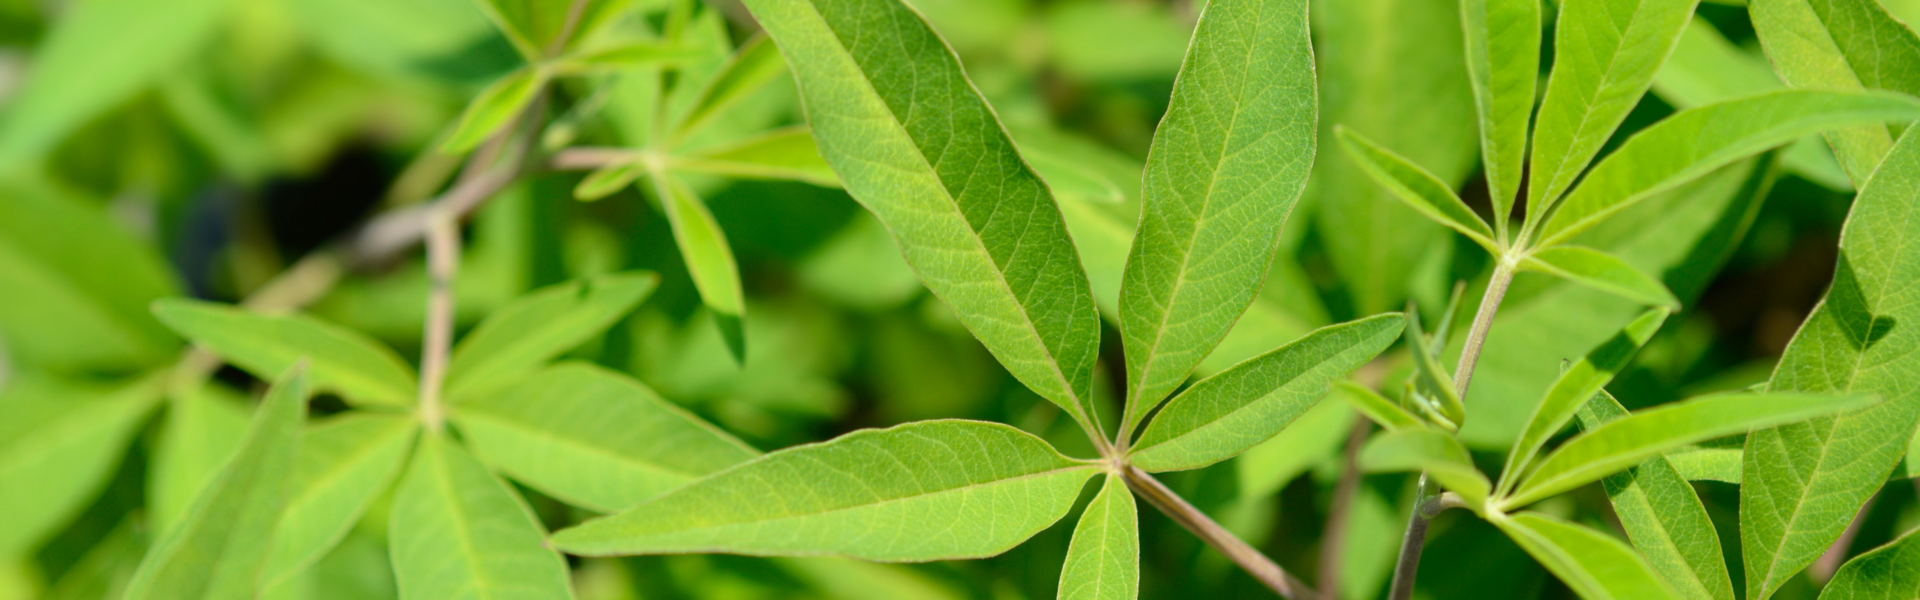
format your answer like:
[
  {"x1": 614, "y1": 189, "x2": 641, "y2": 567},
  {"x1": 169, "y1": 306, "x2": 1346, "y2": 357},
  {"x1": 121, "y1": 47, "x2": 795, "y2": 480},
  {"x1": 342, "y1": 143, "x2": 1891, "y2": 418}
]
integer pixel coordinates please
[{"x1": 0, "y1": 0, "x2": 1914, "y2": 598}]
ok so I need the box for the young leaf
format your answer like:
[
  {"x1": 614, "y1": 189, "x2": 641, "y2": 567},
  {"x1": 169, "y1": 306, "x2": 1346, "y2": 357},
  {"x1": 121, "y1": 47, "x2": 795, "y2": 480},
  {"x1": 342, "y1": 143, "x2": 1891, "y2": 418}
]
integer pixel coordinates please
[
  {"x1": 1405, "y1": 303, "x2": 1466, "y2": 428},
  {"x1": 740, "y1": 0, "x2": 1105, "y2": 436},
  {"x1": 550, "y1": 420, "x2": 1100, "y2": 561},
  {"x1": 1461, "y1": 0, "x2": 1541, "y2": 230},
  {"x1": 452, "y1": 363, "x2": 758, "y2": 512},
  {"x1": 1117, "y1": 0, "x2": 1316, "y2": 437},
  {"x1": 444, "y1": 271, "x2": 658, "y2": 398},
  {"x1": 650, "y1": 170, "x2": 748, "y2": 365},
  {"x1": 674, "y1": 127, "x2": 840, "y2": 187},
  {"x1": 1576, "y1": 392, "x2": 1735, "y2": 600},
  {"x1": 574, "y1": 161, "x2": 644, "y2": 201},
  {"x1": 0, "y1": 375, "x2": 163, "y2": 556},
  {"x1": 1818, "y1": 528, "x2": 1920, "y2": 600},
  {"x1": 124, "y1": 365, "x2": 308, "y2": 600},
  {"x1": 389, "y1": 434, "x2": 572, "y2": 600},
  {"x1": 1335, "y1": 380, "x2": 1425, "y2": 432},
  {"x1": 1360, "y1": 429, "x2": 1492, "y2": 509},
  {"x1": 153, "y1": 299, "x2": 418, "y2": 408},
  {"x1": 1523, "y1": 246, "x2": 1680, "y2": 309},
  {"x1": 1056, "y1": 475, "x2": 1138, "y2": 600},
  {"x1": 673, "y1": 35, "x2": 788, "y2": 141},
  {"x1": 1504, "y1": 391, "x2": 1877, "y2": 509},
  {"x1": 259, "y1": 413, "x2": 416, "y2": 588},
  {"x1": 1524, "y1": 0, "x2": 1695, "y2": 221},
  {"x1": 1128, "y1": 314, "x2": 1405, "y2": 472},
  {"x1": 1534, "y1": 90, "x2": 1920, "y2": 247},
  {"x1": 1751, "y1": 0, "x2": 1920, "y2": 185},
  {"x1": 1495, "y1": 512, "x2": 1682, "y2": 600},
  {"x1": 440, "y1": 67, "x2": 546, "y2": 153},
  {"x1": 1498, "y1": 307, "x2": 1668, "y2": 497},
  {"x1": 1742, "y1": 129, "x2": 1920, "y2": 600},
  {"x1": 148, "y1": 385, "x2": 251, "y2": 532},
  {"x1": 1335, "y1": 126, "x2": 1497, "y2": 253}
]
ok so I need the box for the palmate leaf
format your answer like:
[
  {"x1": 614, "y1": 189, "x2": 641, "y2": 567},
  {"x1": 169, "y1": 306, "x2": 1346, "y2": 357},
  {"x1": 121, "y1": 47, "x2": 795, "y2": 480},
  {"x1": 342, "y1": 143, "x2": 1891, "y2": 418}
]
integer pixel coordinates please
[
  {"x1": 1334, "y1": 126, "x2": 1497, "y2": 254},
  {"x1": 1117, "y1": 0, "x2": 1316, "y2": 437},
  {"x1": 740, "y1": 0, "x2": 1104, "y2": 435},
  {"x1": 1576, "y1": 392, "x2": 1734, "y2": 600},
  {"x1": 1360, "y1": 429, "x2": 1491, "y2": 509},
  {"x1": 260, "y1": 413, "x2": 416, "y2": 588},
  {"x1": 124, "y1": 365, "x2": 307, "y2": 600},
  {"x1": 1751, "y1": 0, "x2": 1920, "y2": 185},
  {"x1": 650, "y1": 169, "x2": 749, "y2": 364},
  {"x1": 153, "y1": 299, "x2": 417, "y2": 408},
  {"x1": 1057, "y1": 475, "x2": 1138, "y2": 600},
  {"x1": 452, "y1": 363, "x2": 758, "y2": 512},
  {"x1": 1127, "y1": 313, "x2": 1404, "y2": 472},
  {"x1": 1819, "y1": 528, "x2": 1920, "y2": 600},
  {"x1": 551, "y1": 420, "x2": 1099, "y2": 561},
  {"x1": 1523, "y1": 246, "x2": 1679, "y2": 309},
  {"x1": 0, "y1": 375, "x2": 163, "y2": 556},
  {"x1": 389, "y1": 434, "x2": 572, "y2": 600},
  {"x1": 1498, "y1": 307, "x2": 1668, "y2": 498},
  {"x1": 1742, "y1": 128, "x2": 1920, "y2": 600},
  {"x1": 444, "y1": 271, "x2": 658, "y2": 398},
  {"x1": 1495, "y1": 512, "x2": 1681, "y2": 600},
  {"x1": 1461, "y1": 0, "x2": 1541, "y2": 230}
]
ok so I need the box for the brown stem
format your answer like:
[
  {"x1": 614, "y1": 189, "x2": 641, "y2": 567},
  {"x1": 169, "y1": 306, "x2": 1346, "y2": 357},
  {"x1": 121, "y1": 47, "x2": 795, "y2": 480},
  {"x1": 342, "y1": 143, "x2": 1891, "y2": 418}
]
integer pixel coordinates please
[
  {"x1": 1387, "y1": 476, "x2": 1442, "y2": 600},
  {"x1": 1318, "y1": 418, "x2": 1372, "y2": 598},
  {"x1": 1123, "y1": 466, "x2": 1317, "y2": 600},
  {"x1": 416, "y1": 212, "x2": 461, "y2": 433}
]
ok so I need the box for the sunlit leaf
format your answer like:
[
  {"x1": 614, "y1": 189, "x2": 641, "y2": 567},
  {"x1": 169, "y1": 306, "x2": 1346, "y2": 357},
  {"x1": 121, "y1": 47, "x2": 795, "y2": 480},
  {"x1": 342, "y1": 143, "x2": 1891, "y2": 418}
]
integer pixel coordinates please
[
  {"x1": 1056, "y1": 475, "x2": 1137, "y2": 600},
  {"x1": 674, "y1": 127, "x2": 839, "y2": 187},
  {"x1": 1461, "y1": 0, "x2": 1541, "y2": 230},
  {"x1": 1495, "y1": 512, "x2": 1681, "y2": 600},
  {"x1": 650, "y1": 170, "x2": 748, "y2": 365},
  {"x1": 1523, "y1": 246, "x2": 1679, "y2": 309},
  {"x1": 0, "y1": 375, "x2": 163, "y2": 556},
  {"x1": 1360, "y1": 428, "x2": 1491, "y2": 509},
  {"x1": 389, "y1": 434, "x2": 572, "y2": 600},
  {"x1": 445, "y1": 271, "x2": 658, "y2": 398},
  {"x1": 440, "y1": 67, "x2": 546, "y2": 153},
  {"x1": 1498, "y1": 308, "x2": 1668, "y2": 497},
  {"x1": 153, "y1": 299, "x2": 418, "y2": 408},
  {"x1": 1751, "y1": 0, "x2": 1920, "y2": 185},
  {"x1": 260, "y1": 413, "x2": 416, "y2": 588},
  {"x1": 1575, "y1": 392, "x2": 1735, "y2": 600},
  {"x1": 1818, "y1": 528, "x2": 1920, "y2": 600}
]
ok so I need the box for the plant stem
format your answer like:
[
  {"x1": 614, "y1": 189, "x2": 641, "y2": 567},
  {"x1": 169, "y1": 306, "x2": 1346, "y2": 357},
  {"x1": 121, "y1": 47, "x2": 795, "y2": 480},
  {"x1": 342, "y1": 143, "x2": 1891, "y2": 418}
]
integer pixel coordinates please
[
  {"x1": 1387, "y1": 476, "x2": 1441, "y2": 600},
  {"x1": 1318, "y1": 418, "x2": 1371, "y2": 598},
  {"x1": 1451, "y1": 261, "x2": 1516, "y2": 400},
  {"x1": 417, "y1": 211, "x2": 461, "y2": 433},
  {"x1": 1122, "y1": 466, "x2": 1317, "y2": 600}
]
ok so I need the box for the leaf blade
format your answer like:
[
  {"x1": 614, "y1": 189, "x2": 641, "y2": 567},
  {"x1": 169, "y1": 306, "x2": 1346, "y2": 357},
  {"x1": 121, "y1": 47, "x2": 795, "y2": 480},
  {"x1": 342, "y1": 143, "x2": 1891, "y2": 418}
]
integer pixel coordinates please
[
  {"x1": 1575, "y1": 391, "x2": 1735, "y2": 600},
  {"x1": 1818, "y1": 527, "x2": 1920, "y2": 600},
  {"x1": 1751, "y1": 0, "x2": 1920, "y2": 186},
  {"x1": 389, "y1": 434, "x2": 572, "y2": 600},
  {"x1": 1056, "y1": 475, "x2": 1138, "y2": 600},
  {"x1": 1461, "y1": 0, "x2": 1542, "y2": 229},
  {"x1": 1495, "y1": 512, "x2": 1682, "y2": 600},
  {"x1": 652, "y1": 170, "x2": 748, "y2": 364},
  {"x1": 1336, "y1": 126, "x2": 1496, "y2": 252},
  {"x1": 445, "y1": 271, "x2": 658, "y2": 398},
  {"x1": 1498, "y1": 307, "x2": 1668, "y2": 496},
  {"x1": 153, "y1": 299, "x2": 418, "y2": 407},
  {"x1": 260, "y1": 413, "x2": 416, "y2": 588},
  {"x1": 0, "y1": 375, "x2": 163, "y2": 556},
  {"x1": 1360, "y1": 428, "x2": 1492, "y2": 509},
  {"x1": 1524, "y1": 246, "x2": 1680, "y2": 309}
]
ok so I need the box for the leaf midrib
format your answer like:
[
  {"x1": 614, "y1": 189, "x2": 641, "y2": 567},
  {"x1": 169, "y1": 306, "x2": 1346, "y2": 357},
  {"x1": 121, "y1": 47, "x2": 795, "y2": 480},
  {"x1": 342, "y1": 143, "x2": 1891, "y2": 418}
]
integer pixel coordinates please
[
  {"x1": 456, "y1": 409, "x2": 709, "y2": 492},
  {"x1": 638, "y1": 464, "x2": 1095, "y2": 536},
  {"x1": 430, "y1": 442, "x2": 510, "y2": 600}
]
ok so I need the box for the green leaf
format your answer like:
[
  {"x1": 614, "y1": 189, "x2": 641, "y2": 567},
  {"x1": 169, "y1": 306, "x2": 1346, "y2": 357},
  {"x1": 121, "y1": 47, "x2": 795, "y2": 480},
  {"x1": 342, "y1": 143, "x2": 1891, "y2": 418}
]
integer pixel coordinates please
[
  {"x1": 1056, "y1": 475, "x2": 1138, "y2": 600},
  {"x1": 149, "y1": 385, "x2": 252, "y2": 533},
  {"x1": 453, "y1": 363, "x2": 758, "y2": 512},
  {"x1": 1494, "y1": 512, "x2": 1682, "y2": 600},
  {"x1": 260, "y1": 413, "x2": 416, "y2": 588},
  {"x1": 1405, "y1": 303, "x2": 1466, "y2": 429},
  {"x1": 1360, "y1": 429, "x2": 1491, "y2": 509},
  {"x1": 474, "y1": 0, "x2": 633, "y2": 59},
  {"x1": 1524, "y1": 0, "x2": 1694, "y2": 222},
  {"x1": 672, "y1": 35, "x2": 787, "y2": 141},
  {"x1": 740, "y1": 0, "x2": 1105, "y2": 435},
  {"x1": 445, "y1": 271, "x2": 658, "y2": 398},
  {"x1": 0, "y1": 180, "x2": 182, "y2": 370},
  {"x1": 1461, "y1": 0, "x2": 1541, "y2": 230},
  {"x1": 1751, "y1": 0, "x2": 1920, "y2": 185},
  {"x1": 0, "y1": 0, "x2": 236, "y2": 166},
  {"x1": 0, "y1": 375, "x2": 163, "y2": 556},
  {"x1": 556, "y1": 40, "x2": 701, "y2": 73},
  {"x1": 153, "y1": 299, "x2": 418, "y2": 408},
  {"x1": 574, "y1": 161, "x2": 644, "y2": 201},
  {"x1": 1128, "y1": 314, "x2": 1405, "y2": 472},
  {"x1": 441, "y1": 67, "x2": 546, "y2": 153},
  {"x1": 550, "y1": 420, "x2": 1099, "y2": 561},
  {"x1": 1523, "y1": 246, "x2": 1680, "y2": 308},
  {"x1": 278, "y1": 0, "x2": 498, "y2": 85},
  {"x1": 124, "y1": 365, "x2": 308, "y2": 600},
  {"x1": 674, "y1": 127, "x2": 839, "y2": 187},
  {"x1": 1575, "y1": 391, "x2": 1735, "y2": 600},
  {"x1": 389, "y1": 434, "x2": 572, "y2": 600},
  {"x1": 1334, "y1": 380, "x2": 1425, "y2": 432},
  {"x1": 1667, "y1": 447, "x2": 1742, "y2": 483},
  {"x1": 1504, "y1": 391, "x2": 1876, "y2": 509},
  {"x1": 1742, "y1": 128, "x2": 1920, "y2": 600},
  {"x1": 650, "y1": 170, "x2": 748, "y2": 365},
  {"x1": 1021, "y1": 144, "x2": 1125, "y2": 205},
  {"x1": 1334, "y1": 126, "x2": 1497, "y2": 253},
  {"x1": 1116, "y1": 0, "x2": 1317, "y2": 438},
  {"x1": 1535, "y1": 90, "x2": 1920, "y2": 247},
  {"x1": 1818, "y1": 528, "x2": 1920, "y2": 600},
  {"x1": 1498, "y1": 307, "x2": 1668, "y2": 497}
]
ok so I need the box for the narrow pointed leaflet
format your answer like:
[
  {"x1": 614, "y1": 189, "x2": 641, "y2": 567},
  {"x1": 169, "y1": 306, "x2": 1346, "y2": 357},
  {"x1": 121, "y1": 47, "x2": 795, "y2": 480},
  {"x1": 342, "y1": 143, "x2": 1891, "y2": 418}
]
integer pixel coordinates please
[
  {"x1": 1742, "y1": 128, "x2": 1920, "y2": 600},
  {"x1": 653, "y1": 170, "x2": 749, "y2": 364},
  {"x1": 1523, "y1": 246, "x2": 1678, "y2": 309},
  {"x1": 1057, "y1": 476, "x2": 1139, "y2": 600},
  {"x1": 1751, "y1": 0, "x2": 1920, "y2": 185},
  {"x1": 739, "y1": 0, "x2": 1105, "y2": 437},
  {"x1": 1117, "y1": 0, "x2": 1316, "y2": 440},
  {"x1": 1575, "y1": 393, "x2": 1734, "y2": 600},
  {"x1": 154, "y1": 299, "x2": 418, "y2": 408},
  {"x1": 1498, "y1": 308, "x2": 1667, "y2": 499},
  {"x1": 0, "y1": 375, "x2": 163, "y2": 556},
  {"x1": 1818, "y1": 528, "x2": 1920, "y2": 600},
  {"x1": 389, "y1": 435, "x2": 572, "y2": 600},
  {"x1": 1461, "y1": 0, "x2": 1540, "y2": 232},
  {"x1": 260, "y1": 413, "x2": 416, "y2": 588},
  {"x1": 444, "y1": 271, "x2": 658, "y2": 398},
  {"x1": 1335, "y1": 126, "x2": 1497, "y2": 254},
  {"x1": 1495, "y1": 512, "x2": 1682, "y2": 600},
  {"x1": 1360, "y1": 429, "x2": 1491, "y2": 509}
]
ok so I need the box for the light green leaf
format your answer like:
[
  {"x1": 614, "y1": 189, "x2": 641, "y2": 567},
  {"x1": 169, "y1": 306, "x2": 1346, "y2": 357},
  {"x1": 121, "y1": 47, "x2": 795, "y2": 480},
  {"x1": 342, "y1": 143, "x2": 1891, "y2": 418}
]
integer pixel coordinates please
[
  {"x1": 1021, "y1": 144, "x2": 1124, "y2": 205},
  {"x1": 574, "y1": 162, "x2": 644, "y2": 201},
  {"x1": 41, "y1": 516, "x2": 145, "y2": 600},
  {"x1": 445, "y1": 271, "x2": 658, "y2": 398},
  {"x1": 1668, "y1": 447, "x2": 1742, "y2": 483},
  {"x1": 1535, "y1": 90, "x2": 1920, "y2": 247},
  {"x1": 740, "y1": 0, "x2": 1105, "y2": 434},
  {"x1": 1575, "y1": 391, "x2": 1734, "y2": 600},
  {"x1": 672, "y1": 35, "x2": 787, "y2": 141},
  {"x1": 441, "y1": 67, "x2": 546, "y2": 153},
  {"x1": 551, "y1": 420, "x2": 1099, "y2": 561},
  {"x1": 1505, "y1": 391, "x2": 1875, "y2": 509},
  {"x1": 1461, "y1": 0, "x2": 1541, "y2": 230},
  {"x1": 1523, "y1": 246, "x2": 1679, "y2": 308},
  {"x1": 1406, "y1": 303, "x2": 1466, "y2": 429},
  {"x1": 1334, "y1": 380, "x2": 1425, "y2": 432},
  {"x1": 674, "y1": 127, "x2": 839, "y2": 187},
  {"x1": 1524, "y1": 0, "x2": 1695, "y2": 222},
  {"x1": 776, "y1": 557, "x2": 969, "y2": 600},
  {"x1": 1818, "y1": 528, "x2": 1920, "y2": 600},
  {"x1": 1751, "y1": 0, "x2": 1920, "y2": 185},
  {"x1": 474, "y1": 0, "x2": 633, "y2": 59},
  {"x1": 389, "y1": 434, "x2": 572, "y2": 600},
  {"x1": 0, "y1": 375, "x2": 163, "y2": 556},
  {"x1": 1495, "y1": 512, "x2": 1682, "y2": 600},
  {"x1": 1742, "y1": 128, "x2": 1920, "y2": 600},
  {"x1": 1117, "y1": 0, "x2": 1316, "y2": 437},
  {"x1": 1128, "y1": 314, "x2": 1405, "y2": 472},
  {"x1": 124, "y1": 366, "x2": 308, "y2": 600},
  {"x1": 650, "y1": 170, "x2": 747, "y2": 365},
  {"x1": 1498, "y1": 308, "x2": 1668, "y2": 497},
  {"x1": 0, "y1": 0, "x2": 236, "y2": 166},
  {"x1": 153, "y1": 300, "x2": 416, "y2": 407},
  {"x1": 453, "y1": 363, "x2": 757, "y2": 512},
  {"x1": 1360, "y1": 428, "x2": 1491, "y2": 509},
  {"x1": 1056, "y1": 475, "x2": 1138, "y2": 600},
  {"x1": 260, "y1": 413, "x2": 416, "y2": 588},
  {"x1": 556, "y1": 40, "x2": 701, "y2": 73},
  {"x1": 149, "y1": 385, "x2": 252, "y2": 533},
  {"x1": 278, "y1": 0, "x2": 498, "y2": 85},
  {"x1": 1334, "y1": 126, "x2": 1496, "y2": 253}
]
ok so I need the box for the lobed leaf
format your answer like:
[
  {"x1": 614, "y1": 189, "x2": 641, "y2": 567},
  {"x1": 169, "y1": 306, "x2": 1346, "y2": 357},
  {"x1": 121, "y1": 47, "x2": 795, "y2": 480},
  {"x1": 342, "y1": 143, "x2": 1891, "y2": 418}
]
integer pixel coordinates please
[
  {"x1": 1498, "y1": 307, "x2": 1668, "y2": 497},
  {"x1": 1495, "y1": 512, "x2": 1682, "y2": 600},
  {"x1": 1575, "y1": 392, "x2": 1735, "y2": 600},
  {"x1": 1523, "y1": 246, "x2": 1679, "y2": 309},
  {"x1": 1360, "y1": 429, "x2": 1491, "y2": 509},
  {"x1": 1335, "y1": 126, "x2": 1496, "y2": 253},
  {"x1": 389, "y1": 434, "x2": 572, "y2": 600},
  {"x1": 153, "y1": 299, "x2": 418, "y2": 408},
  {"x1": 260, "y1": 413, "x2": 416, "y2": 588},
  {"x1": 1460, "y1": 0, "x2": 1541, "y2": 230},
  {"x1": 445, "y1": 271, "x2": 658, "y2": 398},
  {"x1": 1056, "y1": 475, "x2": 1138, "y2": 600},
  {"x1": 1751, "y1": 0, "x2": 1920, "y2": 186},
  {"x1": 0, "y1": 375, "x2": 163, "y2": 556}
]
